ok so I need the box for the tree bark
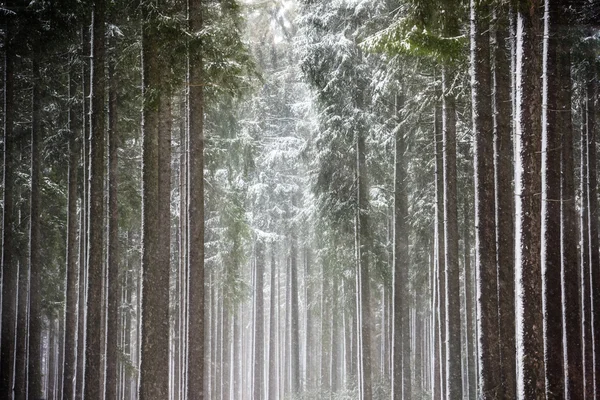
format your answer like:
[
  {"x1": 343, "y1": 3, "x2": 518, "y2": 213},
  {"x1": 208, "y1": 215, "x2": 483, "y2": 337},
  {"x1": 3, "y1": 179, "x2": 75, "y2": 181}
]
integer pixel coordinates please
[
  {"x1": 557, "y1": 31, "x2": 582, "y2": 400},
  {"x1": 355, "y1": 123, "x2": 372, "y2": 400},
  {"x1": 28, "y1": 46, "x2": 43, "y2": 400},
  {"x1": 139, "y1": 7, "x2": 170, "y2": 398},
  {"x1": 105, "y1": 50, "x2": 121, "y2": 400},
  {"x1": 472, "y1": 2, "x2": 502, "y2": 398},
  {"x1": 442, "y1": 63, "x2": 462, "y2": 400},
  {"x1": 290, "y1": 227, "x2": 300, "y2": 394},
  {"x1": 584, "y1": 64, "x2": 599, "y2": 400},
  {"x1": 268, "y1": 244, "x2": 277, "y2": 400},
  {"x1": 254, "y1": 240, "x2": 265, "y2": 400},
  {"x1": 392, "y1": 93, "x2": 410, "y2": 400},
  {"x1": 63, "y1": 69, "x2": 81, "y2": 400},
  {"x1": 187, "y1": 0, "x2": 206, "y2": 397},
  {"x1": 541, "y1": 3, "x2": 564, "y2": 397},
  {"x1": 493, "y1": 6, "x2": 516, "y2": 399},
  {"x1": 515, "y1": 1, "x2": 545, "y2": 397},
  {"x1": 0, "y1": 11, "x2": 17, "y2": 397}
]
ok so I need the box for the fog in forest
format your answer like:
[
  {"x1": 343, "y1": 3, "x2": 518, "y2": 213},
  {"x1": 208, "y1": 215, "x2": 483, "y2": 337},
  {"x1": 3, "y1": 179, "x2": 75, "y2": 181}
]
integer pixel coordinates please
[{"x1": 0, "y1": 0, "x2": 599, "y2": 399}]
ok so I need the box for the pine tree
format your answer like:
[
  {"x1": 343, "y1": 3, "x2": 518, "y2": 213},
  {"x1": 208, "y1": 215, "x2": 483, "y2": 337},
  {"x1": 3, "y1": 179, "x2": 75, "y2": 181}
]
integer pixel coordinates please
[
  {"x1": 514, "y1": 1, "x2": 545, "y2": 397},
  {"x1": 471, "y1": 1, "x2": 501, "y2": 398}
]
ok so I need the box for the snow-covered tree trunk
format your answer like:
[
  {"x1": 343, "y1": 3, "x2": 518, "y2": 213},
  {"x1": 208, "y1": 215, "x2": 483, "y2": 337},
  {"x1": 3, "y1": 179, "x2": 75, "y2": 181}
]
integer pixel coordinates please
[
  {"x1": 392, "y1": 92, "x2": 410, "y2": 400},
  {"x1": 493, "y1": 6, "x2": 516, "y2": 398},
  {"x1": 63, "y1": 69, "x2": 80, "y2": 400},
  {"x1": 557, "y1": 28, "x2": 583, "y2": 399},
  {"x1": 541, "y1": 3, "x2": 565, "y2": 397},
  {"x1": 254, "y1": 240, "x2": 265, "y2": 400},
  {"x1": 442, "y1": 63, "x2": 463, "y2": 400},
  {"x1": 514, "y1": 1, "x2": 545, "y2": 397},
  {"x1": 106, "y1": 48, "x2": 121, "y2": 400}
]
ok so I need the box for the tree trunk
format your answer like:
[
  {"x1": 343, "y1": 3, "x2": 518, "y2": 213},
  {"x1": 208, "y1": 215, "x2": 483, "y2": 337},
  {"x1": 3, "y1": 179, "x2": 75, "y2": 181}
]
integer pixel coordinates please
[
  {"x1": 268, "y1": 244, "x2": 277, "y2": 400},
  {"x1": 139, "y1": 7, "x2": 170, "y2": 398},
  {"x1": 63, "y1": 69, "x2": 81, "y2": 400},
  {"x1": 187, "y1": 0, "x2": 206, "y2": 397},
  {"x1": 0, "y1": 13, "x2": 17, "y2": 398},
  {"x1": 493, "y1": 6, "x2": 516, "y2": 399},
  {"x1": 442, "y1": 63, "x2": 462, "y2": 400},
  {"x1": 290, "y1": 229, "x2": 300, "y2": 394},
  {"x1": 581, "y1": 95, "x2": 594, "y2": 400},
  {"x1": 75, "y1": 26, "x2": 90, "y2": 400},
  {"x1": 584, "y1": 64, "x2": 599, "y2": 400},
  {"x1": 105, "y1": 50, "x2": 121, "y2": 400},
  {"x1": 434, "y1": 101, "x2": 445, "y2": 400},
  {"x1": 392, "y1": 93, "x2": 410, "y2": 400},
  {"x1": 356, "y1": 122, "x2": 372, "y2": 400},
  {"x1": 472, "y1": 2, "x2": 501, "y2": 398},
  {"x1": 515, "y1": 1, "x2": 545, "y2": 397},
  {"x1": 557, "y1": 28, "x2": 583, "y2": 400},
  {"x1": 541, "y1": 3, "x2": 564, "y2": 397},
  {"x1": 29, "y1": 47, "x2": 44, "y2": 400},
  {"x1": 254, "y1": 241, "x2": 265, "y2": 400},
  {"x1": 84, "y1": 3, "x2": 106, "y2": 398}
]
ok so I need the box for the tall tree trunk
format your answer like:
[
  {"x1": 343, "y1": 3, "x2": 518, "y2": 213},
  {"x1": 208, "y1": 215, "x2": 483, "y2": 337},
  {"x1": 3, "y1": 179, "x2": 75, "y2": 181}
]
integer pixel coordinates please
[
  {"x1": 187, "y1": 0, "x2": 206, "y2": 397},
  {"x1": 356, "y1": 122, "x2": 372, "y2": 400},
  {"x1": 0, "y1": 12, "x2": 17, "y2": 398},
  {"x1": 434, "y1": 101, "x2": 445, "y2": 400},
  {"x1": 15, "y1": 161, "x2": 29, "y2": 400},
  {"x1": 515, "y1": 1, "x2": 545, "y2": 397},
  {"x1": 462, "y1": 184, "x2": 475, "y2": 400},
  {"x1": 268, "y1": 244, "x2": 277, "y2": 400},
  {"x1": 493, "y1": 7, "x2": 516, "y2": 399},
  {"x1": 105, "y1": 51, "x2": 120, "y2": 400},
  {"x1": 28, "y1": 47, "x2": 44, "y2": 400},
  {"x1": 581, "y1": 93, "x2": 594, "y2": 400},
  {"x1": 442, "y1": 63, "x2": 462, "y2": 400},
  {"x1": 392, "y1": 93, "x2": 410, "y2": 400},
  {"x1": 541, "y1": 3, "x2": 564, "y2": 397},
  {"x1": 63, "y1": 69, "x2": 81, "y2": 400},
  {"x1": 139, "y1": 7, "x2": 170, "y2": 398},
  {"x1": 585, "y1": 63, "x2": 599, "y2": 400},
  {"x1": 290, "y1": 228, "x2": 300, "y2": 394},
  {"x1": 557, "y1": 29, "x2": 583, "y2": 400},
  {"x1": 75, "y1": 26, "x2": 90, "y2": 400},
  {"x1": 254, "y1": 241, "x2": 265, "y2": 400},
  {"x1": 472, "y1": 1, "x2": 501, "y2": 398},
  {"x1": 84, "y1": 3, "x2": 106, "y2": 398}
]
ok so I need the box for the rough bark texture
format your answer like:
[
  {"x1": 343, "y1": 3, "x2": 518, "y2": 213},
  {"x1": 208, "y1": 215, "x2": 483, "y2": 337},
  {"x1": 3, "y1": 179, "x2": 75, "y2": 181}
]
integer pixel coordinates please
[
  {"x1": 28, "y1": 49, "x2": 43, "y2": 400},
  {"x1": 63, "y1": 70, "x2": 80, "y2": 400},
  {"x1": 139, "y1": 9, "x2": 170, "y2": 399},
  {"x1": 0, "y1": 14, "x2": 17, "y2": 398},
  {"x1": 392, "y1": 93, "x2": 410, "y2": 400},
  {"x1": 581, "y1": 105, "x2": 593, "y2": 400},
  {"x1": 515, "y1": 1, "x2": 545, "y2": 397},
  {"x1": 106, "y1": 55, "x2": 121, "y2": 400},
  {"x1": 254, "y1": 241, "x2": 265, "y2": 400},
  {"x1": 541, "y1": 3, "x2": 564, "y2": 397},
  {"x1": 557, "y1": 29, "x2": 583, "y2": 400},
  {"x1": 356, "y1": 124, "x2": 372, "y2": 400},
  {"x1": 442, "y1": 64, "x2": 462, "y2": 400},
  {"x1": 585, "y1": 65, "x2": 599, "y2": 400},
  {"x1": 494, "y1": 8, "x2": 516, "y2": 399},
  {"x1": 187, "y1": 0, "x2": 205, "y2": 397},
  {"x1": 84, "y1": 3, "x2": 106, "y2": 398},
  {"x1": 75, "y1": 27, "x2": 90, "y2": 400}
]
